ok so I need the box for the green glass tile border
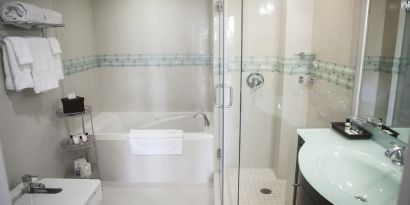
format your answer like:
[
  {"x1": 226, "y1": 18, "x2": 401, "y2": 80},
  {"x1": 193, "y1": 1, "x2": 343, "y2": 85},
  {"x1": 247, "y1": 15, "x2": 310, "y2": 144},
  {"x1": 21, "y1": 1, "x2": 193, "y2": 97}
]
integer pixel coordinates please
[
  {"x1": 313, "y1": 60, "x2": 355, "y2": 89},
  {"x1": 63, "y1": 54, "x2": 405, "y2": 90}
]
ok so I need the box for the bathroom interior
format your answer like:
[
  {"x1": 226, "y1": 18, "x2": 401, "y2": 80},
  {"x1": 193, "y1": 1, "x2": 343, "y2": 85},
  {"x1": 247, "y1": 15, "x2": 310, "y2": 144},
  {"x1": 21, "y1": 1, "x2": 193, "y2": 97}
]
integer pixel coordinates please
[{"x1": 0, "y1": 0, "x2": 410, "y2": 204}]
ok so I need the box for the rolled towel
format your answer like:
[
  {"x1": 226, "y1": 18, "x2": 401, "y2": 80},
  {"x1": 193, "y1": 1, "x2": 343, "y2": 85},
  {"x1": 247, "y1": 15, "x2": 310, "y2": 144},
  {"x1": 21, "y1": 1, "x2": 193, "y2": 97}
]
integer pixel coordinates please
[
  {"x1": 42, "y1": 8, "x2": 62, "y2": 24},
  {"x1": 0, "y1": 1, "x2": 45, "y2": 23},
  {"x1": 0, "y1": 1, "x2": 62, "y2": 25}
]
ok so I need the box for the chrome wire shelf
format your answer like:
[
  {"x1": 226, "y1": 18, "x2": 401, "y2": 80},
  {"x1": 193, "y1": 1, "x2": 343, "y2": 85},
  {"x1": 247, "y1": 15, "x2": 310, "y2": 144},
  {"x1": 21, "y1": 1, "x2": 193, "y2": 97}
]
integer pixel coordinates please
[
  {"x1": 64, "y1": 162, "x2": 98, "y2": 179},
  {"x1": 60, "y1": 135, "x2": 95, "y2": 152},
  {"x1": 56, "y1": 105, "x2": 92, "y2": 118},
  {"x1": 0, "y1": 21, "x2": 65, "y2": 28}
]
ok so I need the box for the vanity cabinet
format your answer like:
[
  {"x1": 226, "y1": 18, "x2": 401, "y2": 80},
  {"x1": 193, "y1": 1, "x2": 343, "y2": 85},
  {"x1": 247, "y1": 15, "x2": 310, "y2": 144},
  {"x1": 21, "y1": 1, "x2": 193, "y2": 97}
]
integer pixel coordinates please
[{"x1": 293, "y1": 136, "x2": 332, "y2": 205}]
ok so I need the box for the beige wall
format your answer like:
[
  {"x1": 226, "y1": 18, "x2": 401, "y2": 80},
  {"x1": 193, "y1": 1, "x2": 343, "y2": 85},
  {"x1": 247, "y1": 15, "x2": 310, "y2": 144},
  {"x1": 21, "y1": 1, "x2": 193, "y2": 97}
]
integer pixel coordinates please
[
  {"x1": 305, "y1": 0, "x2": 363, "y2": 129},
  {"x1": 91, "y1": 0, "x2": 213, "y2": 112},
  {"x1": 0, "y1": 0, "x2": 98, "y2": 188}
]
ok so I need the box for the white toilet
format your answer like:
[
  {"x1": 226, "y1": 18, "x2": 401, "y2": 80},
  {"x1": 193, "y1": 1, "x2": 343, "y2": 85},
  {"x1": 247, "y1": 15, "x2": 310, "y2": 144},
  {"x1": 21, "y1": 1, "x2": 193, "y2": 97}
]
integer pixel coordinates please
[{"x1": 12, "y1": 178, "x2": 102, "y2": 205}]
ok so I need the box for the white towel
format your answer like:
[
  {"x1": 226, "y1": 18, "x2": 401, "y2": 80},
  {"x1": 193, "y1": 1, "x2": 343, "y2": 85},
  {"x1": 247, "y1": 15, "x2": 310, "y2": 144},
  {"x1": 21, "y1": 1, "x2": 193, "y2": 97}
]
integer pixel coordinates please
[
  {"x1": 42, "y1": 8, "x2": 62, "y2": 24},
  {"x1": 47, "y1": 37, "x2": 61, "y2": 54},
  {"x1": 6, "y1": 36, "x2": 33, "y2": 65},
  {"x1": 2, "y1": 38, "x2": 34, "y2": 91},
  {"x1": 26, "y1": 37, "x2": 58, "y2": 93},
  {"x1": 128, "y1": 130, "x2": 183, "y2": 155},
  {"x1": 2, "y1": 43, "x2": 14, "y2": 90},
  {"x1": 47, "y1": 37, "x2": 64, "y2": 80},
  {"x1": 0, "y1": 1, "x2": 45, "y2": 23},
  {"x1": 0, "y1": 1, "x2": 62, "y2": 25}
]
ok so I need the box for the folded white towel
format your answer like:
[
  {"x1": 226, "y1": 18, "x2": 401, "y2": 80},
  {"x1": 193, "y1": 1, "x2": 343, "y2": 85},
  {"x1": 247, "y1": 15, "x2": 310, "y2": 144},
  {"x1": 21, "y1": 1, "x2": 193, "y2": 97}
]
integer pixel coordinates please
[
  {"x1": 47, "y1": 37, "x2": 64, "y2": 80},
  {"x1": 47, "y1": 37, "x2": 61, "y2": 54},
  {"x1": 6, "y1": 36, "x2": 33, "y2": 65},
  {"x1": 26, "y1": 37, "x2": 58, "y2": 93},
  {"x1": 0, "y1": 1, "x2": 62, "y2": 26},
  {"x1": 0, "y1": 1, "x2": 45, "y2": 23},
  {"x1": 128, "y1": 130, "x2": 183, "y2": 155},
  {"x1": 2, "y1": 38, "x2": 34, "y2": 91},
  {"x1": 2, "y1": 43, "x2": 16, "y2": 90},
  {"x1": 42, "y1": 8, "x2": 62, "y2": 24}
]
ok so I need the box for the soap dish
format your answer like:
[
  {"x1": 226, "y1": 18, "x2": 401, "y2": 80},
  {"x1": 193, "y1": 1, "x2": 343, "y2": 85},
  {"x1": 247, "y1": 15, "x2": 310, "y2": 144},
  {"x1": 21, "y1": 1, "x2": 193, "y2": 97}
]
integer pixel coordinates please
[{"x1": 331, "y1": 122, "x2": 372, "y2": 139}]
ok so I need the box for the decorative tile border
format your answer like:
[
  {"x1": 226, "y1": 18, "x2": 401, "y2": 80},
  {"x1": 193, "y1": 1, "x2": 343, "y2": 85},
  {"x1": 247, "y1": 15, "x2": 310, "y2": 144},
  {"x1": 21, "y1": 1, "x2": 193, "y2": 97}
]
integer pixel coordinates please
[
  {"x1": 63, "y1": 53, "x2": 406, "y2": 90},
  {"x1": 312, "y1": 60, "x2": 355, "y2": 89},
  {"x1": 364, "y1": 56, "x2": 401, "y2": 74},
  {"x1": 63, "y1": 54, "x2": 212, "y2": 75},
  {"x1": 63, "y1": 55, "x2": 98, "y2": 75},
  {"x1": 97, "y1": 54, "x2": 211, "y2": 67}
]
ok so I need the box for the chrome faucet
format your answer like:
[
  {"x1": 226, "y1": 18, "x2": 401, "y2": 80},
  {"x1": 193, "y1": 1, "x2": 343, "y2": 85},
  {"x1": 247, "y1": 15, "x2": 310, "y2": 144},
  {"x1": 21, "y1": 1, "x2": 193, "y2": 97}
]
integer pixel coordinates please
[
  {"x1": 385, "y1": 142, "x2": 407, "y2": 166},
  {"x1": 22, "y1": 175, "x2": 45, "y2": 193},
  {"x1": 193, "y1": 112, "x2": 210, "y2": 127}
]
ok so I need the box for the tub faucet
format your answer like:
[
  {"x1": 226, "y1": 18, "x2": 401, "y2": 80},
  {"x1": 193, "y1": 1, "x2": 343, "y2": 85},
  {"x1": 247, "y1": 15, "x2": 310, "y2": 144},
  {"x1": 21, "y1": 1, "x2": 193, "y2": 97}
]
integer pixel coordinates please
[
  {"x1": 385, "y1": 142, "x2": 407, "y2": 166},
  {"x1": 22, "y1": 174, "x2": 45, "y2": 193},
  {"x1": 193, "y1": 112, "x2": 210, "y2": 127}
]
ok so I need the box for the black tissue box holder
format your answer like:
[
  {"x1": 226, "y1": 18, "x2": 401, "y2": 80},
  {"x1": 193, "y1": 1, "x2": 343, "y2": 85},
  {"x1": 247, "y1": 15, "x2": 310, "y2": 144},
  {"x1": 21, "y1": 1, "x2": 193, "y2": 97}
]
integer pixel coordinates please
[{"x1": 61, "y1": 97, "x2": 85, "y2": 113}]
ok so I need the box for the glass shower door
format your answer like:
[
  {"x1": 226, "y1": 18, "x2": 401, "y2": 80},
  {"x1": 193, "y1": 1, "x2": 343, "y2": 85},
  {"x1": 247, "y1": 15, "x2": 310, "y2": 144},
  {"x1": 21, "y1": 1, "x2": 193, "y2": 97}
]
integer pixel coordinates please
[{"x1": 213, "y1": 0, "x2": 243, "y2": 204}]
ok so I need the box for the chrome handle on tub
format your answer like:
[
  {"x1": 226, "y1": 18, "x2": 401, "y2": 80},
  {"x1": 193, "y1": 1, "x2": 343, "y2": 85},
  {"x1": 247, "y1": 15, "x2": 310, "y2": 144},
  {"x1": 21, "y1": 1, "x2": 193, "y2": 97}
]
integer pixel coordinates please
[{"x1": 214, "y1": 84, "x2": 233, "y2": 108}]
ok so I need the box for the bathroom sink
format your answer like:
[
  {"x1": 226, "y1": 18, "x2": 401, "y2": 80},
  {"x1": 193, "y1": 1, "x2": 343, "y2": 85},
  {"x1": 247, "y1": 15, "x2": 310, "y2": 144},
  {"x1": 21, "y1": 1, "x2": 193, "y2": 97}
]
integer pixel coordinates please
[
  {"x1": 298, "y1": 129, "x2": 403, "y2": 205},
  {"x1": 317, "y1": 146, "x2": 401, "y2": 204}
]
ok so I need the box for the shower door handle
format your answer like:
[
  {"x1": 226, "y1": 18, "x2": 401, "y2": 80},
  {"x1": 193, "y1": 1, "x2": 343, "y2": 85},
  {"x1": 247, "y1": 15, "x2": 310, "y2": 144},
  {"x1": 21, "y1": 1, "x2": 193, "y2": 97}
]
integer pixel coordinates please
[{"x1": 214, "y1": 84, "x2": 233, "y2": 108}]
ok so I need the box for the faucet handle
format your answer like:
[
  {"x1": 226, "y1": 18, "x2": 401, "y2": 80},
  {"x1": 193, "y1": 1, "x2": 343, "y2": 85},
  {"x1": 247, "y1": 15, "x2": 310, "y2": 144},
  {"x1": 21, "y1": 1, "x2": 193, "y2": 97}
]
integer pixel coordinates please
[{"x1": 22, "y1": 174, "x2": 38, "y2": 182}]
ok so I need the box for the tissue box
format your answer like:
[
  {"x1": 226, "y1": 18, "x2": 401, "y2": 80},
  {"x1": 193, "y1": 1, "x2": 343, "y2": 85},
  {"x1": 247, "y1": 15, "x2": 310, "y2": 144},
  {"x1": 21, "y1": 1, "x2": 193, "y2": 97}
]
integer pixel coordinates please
[{"x1": 61, "y1": 97, "x2": 85, "y2": 113}]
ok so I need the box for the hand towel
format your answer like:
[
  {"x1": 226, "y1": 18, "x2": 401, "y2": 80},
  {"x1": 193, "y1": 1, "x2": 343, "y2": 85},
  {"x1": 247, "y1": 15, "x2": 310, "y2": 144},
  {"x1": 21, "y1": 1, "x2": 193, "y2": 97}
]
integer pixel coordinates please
[
  {"x1": 6, "y1": 36, "x2": 33, "y2": 65},
  {"x1": 128, "y1": 130, "x2": 183, "y2": 155},
  {"x1": 47, "y1": 37, "x2": 61, "y2": 54},
  {"x1": 2, "y1": 38, "x2": 34, "y2": 91},
  {"x1": 0, "y1": 1, "x2": 45, "y2": 23},
  {"x1": 47, "y1": 37, "x2": 63, "y2": 80},
  {"x1": 2, "y1": 43, "x2": 16, "y2": 90},
  {"x1": 26, "y1": 37, "x2": 58, "y2": 93}
]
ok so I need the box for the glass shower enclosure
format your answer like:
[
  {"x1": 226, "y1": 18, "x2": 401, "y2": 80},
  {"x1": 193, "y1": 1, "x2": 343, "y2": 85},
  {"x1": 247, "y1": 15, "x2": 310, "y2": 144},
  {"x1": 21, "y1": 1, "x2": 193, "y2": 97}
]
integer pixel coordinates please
[{"x1": 214, "y1": 0, "x2": 366, "y2": 204}]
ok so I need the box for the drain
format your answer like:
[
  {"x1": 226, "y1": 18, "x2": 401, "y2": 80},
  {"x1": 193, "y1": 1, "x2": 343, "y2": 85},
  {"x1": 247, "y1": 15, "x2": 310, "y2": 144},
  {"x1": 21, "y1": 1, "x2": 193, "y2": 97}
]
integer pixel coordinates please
[
  {"x1": 260, "y1": 188, "x2": 272, "y2": 194},
  {"x1": 354, "y1": 195, "x2": 367, "y2": 203}
]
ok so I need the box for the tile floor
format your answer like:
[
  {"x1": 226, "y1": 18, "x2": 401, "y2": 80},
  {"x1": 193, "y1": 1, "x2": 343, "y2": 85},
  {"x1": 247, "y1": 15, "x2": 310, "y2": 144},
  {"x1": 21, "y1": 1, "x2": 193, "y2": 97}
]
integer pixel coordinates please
[
  {"x1": 215, "y1": 168, "x2": 287, "y2": 205},
  {"x1": 101, "y1": 168, "x2": 285, "y2": 205}
]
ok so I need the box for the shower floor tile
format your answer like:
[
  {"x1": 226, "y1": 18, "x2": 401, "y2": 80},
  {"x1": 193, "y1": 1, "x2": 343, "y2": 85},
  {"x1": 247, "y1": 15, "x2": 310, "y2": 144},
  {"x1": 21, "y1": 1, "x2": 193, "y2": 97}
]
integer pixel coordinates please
[
  {"x1": 101, "y1": 182, "x2": 213, "y2": 205},
  {"x1": 216, "y1": 168, "x2": 286, "y2": 205}
]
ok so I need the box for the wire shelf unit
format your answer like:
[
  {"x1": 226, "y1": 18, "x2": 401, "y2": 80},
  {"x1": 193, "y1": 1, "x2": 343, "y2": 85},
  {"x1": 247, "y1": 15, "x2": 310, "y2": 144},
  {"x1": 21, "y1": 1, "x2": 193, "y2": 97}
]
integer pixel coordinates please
[
  {"x1": 64, "y1": 162, "x2": 98, "y2": 179},
  {"x1": 60, "y1": 135, "x2": 95, "y2": 152},
  {"x1": 56, "y1": 105, "x2": 92, "y2": 118}
]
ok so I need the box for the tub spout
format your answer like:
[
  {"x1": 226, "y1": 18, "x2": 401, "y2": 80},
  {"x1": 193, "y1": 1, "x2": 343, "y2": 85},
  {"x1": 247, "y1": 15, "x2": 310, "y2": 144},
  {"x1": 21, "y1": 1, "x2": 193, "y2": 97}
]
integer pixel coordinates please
[{"x1": 193, "y1": 112, "x2": 210, "y2": 127}]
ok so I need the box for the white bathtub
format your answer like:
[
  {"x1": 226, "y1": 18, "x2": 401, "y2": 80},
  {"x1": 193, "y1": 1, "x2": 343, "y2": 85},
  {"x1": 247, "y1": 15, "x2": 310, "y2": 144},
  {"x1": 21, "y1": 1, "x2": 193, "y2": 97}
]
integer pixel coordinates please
[{"x1": 91, "y1": 112, "x2": 214, "y2": 184}]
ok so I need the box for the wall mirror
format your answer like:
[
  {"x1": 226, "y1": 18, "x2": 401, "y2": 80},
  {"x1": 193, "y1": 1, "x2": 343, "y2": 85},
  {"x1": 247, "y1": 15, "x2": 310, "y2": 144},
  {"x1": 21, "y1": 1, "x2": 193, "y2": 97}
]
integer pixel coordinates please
[{"x1": 360, "y1": 0, "x2": 410, "y2": 145}]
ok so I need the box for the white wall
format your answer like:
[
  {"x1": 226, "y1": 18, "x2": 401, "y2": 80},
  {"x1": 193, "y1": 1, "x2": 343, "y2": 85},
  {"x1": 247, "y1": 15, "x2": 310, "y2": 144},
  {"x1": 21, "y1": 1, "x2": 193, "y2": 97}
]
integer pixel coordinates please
[{"x1": 0, "y1": 0, "x2": 98, "y2": 188}]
